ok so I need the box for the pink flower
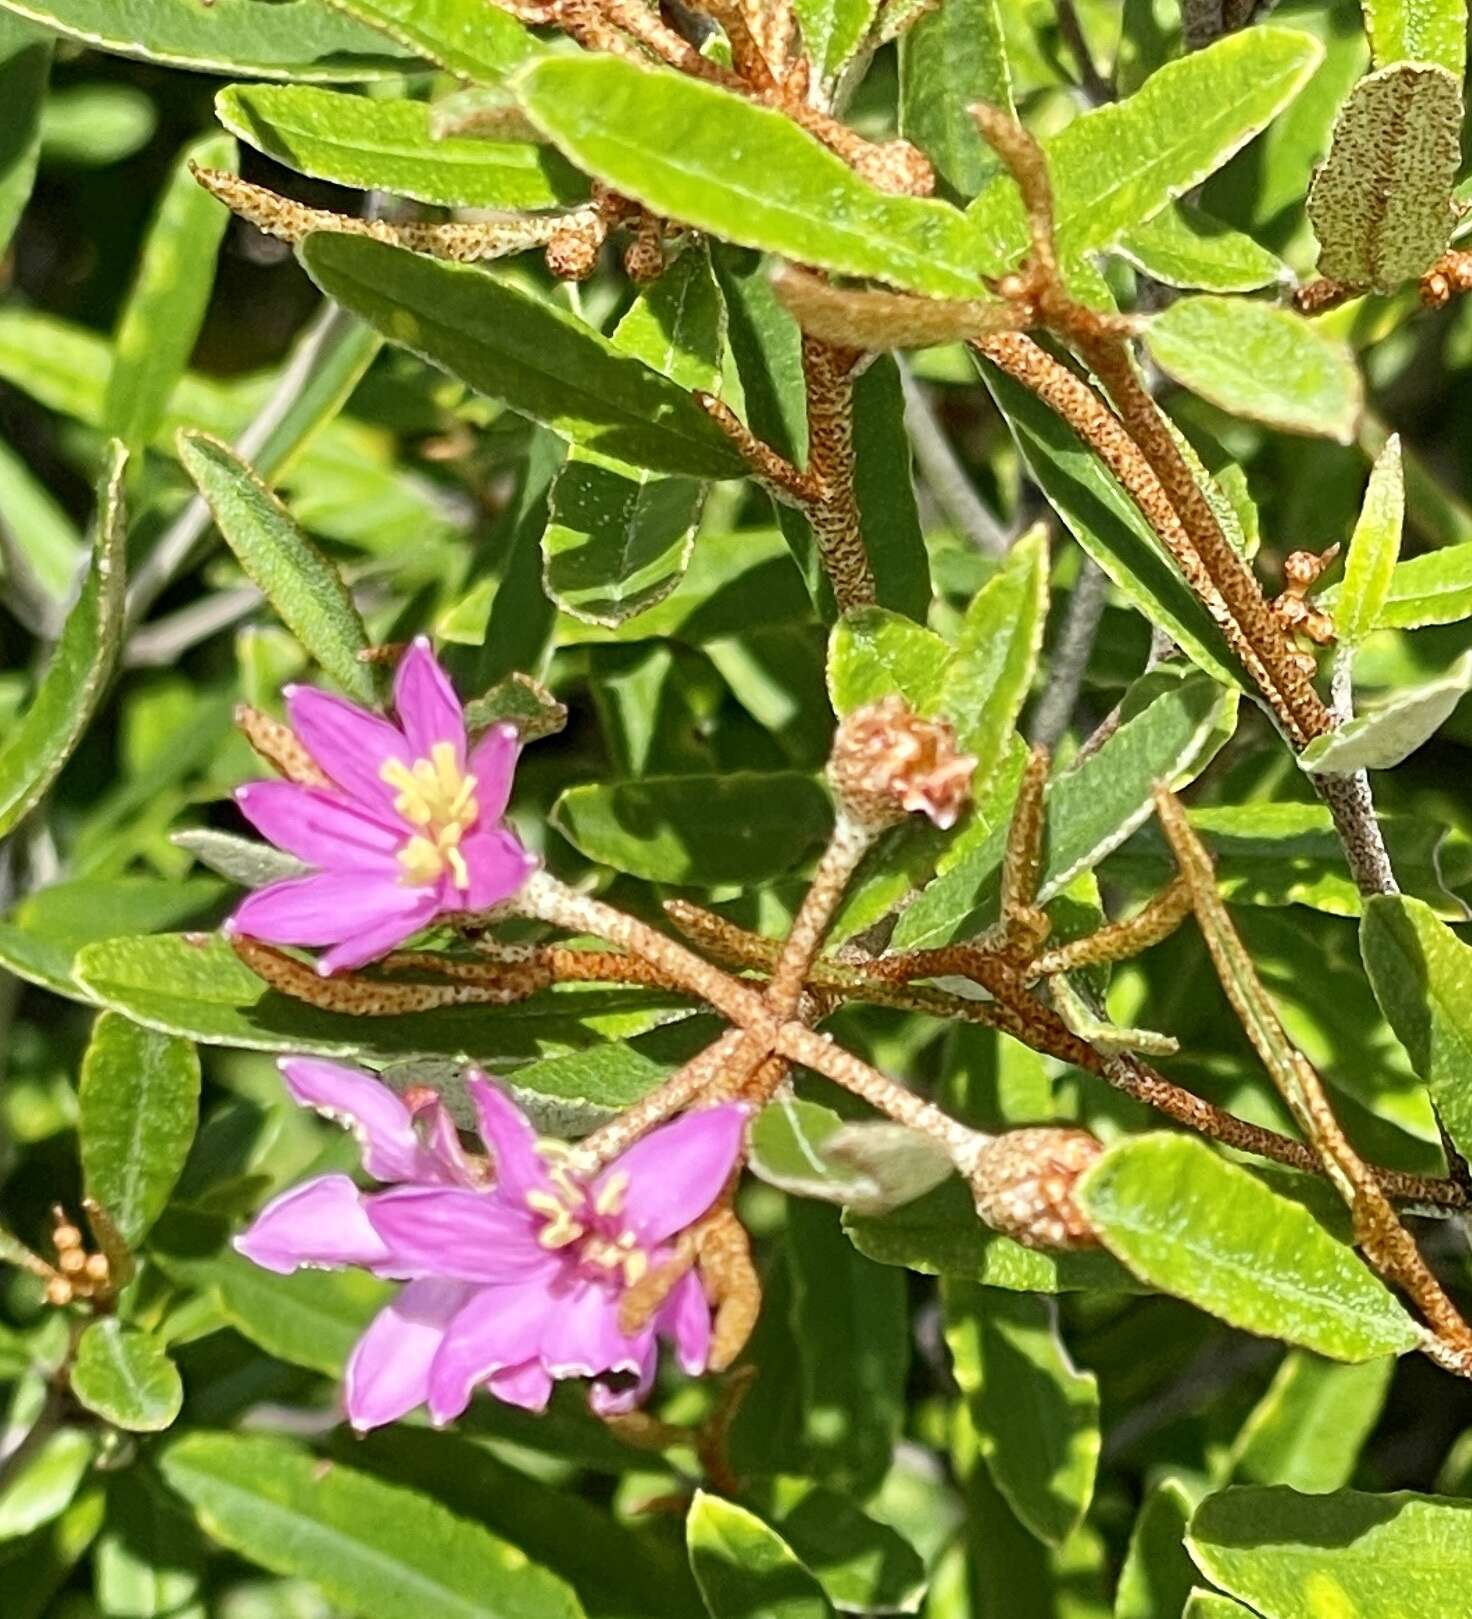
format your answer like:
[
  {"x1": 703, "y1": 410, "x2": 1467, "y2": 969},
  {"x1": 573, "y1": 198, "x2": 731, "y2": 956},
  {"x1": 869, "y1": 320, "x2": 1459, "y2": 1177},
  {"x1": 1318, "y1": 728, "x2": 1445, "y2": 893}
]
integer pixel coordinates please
[
  {"x1": 236, "y1": 1057, "x2": 748, "y2": 1431},
  {"x1": 226, "y1": 638, "x2": 537, "y2": 975}
]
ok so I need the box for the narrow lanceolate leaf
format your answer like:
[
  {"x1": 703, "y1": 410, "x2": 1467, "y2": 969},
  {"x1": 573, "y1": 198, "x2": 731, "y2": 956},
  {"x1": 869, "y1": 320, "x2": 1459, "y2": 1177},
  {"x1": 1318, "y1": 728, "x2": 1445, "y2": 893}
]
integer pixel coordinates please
[
  {"x1": 1188, "y1": 1487, "x2": 1472, "y2": 1619},
  {"x1": 899, "y1": 0, "x2": 1011, "y2": 199},
  {"x1": 1116, "y1": 202, "x2": 1290, "y2": 292},
  {"x1": 1299, "y1": 649, "x2": 1472, "y2": 773},
  {"x1": 216, "y1": 84, "x2": 584, "y2": 211},
  {"x1": 0, "y1": 441, "x2": 126, "y2": 839},
  {"x1": 1324, "y1": 538, "x2": 1472, "y2": 629},
  {"x1": 0, "y1": 0, "x2": 416, "y2": 79},
  {"x1": 325, "y1": 0, "x2": 543, "y2": 80},
  {"x1": 1361, "y1": 0, "x2": 1467, "y2": 75},
  {"x1": 686, "y1": 1491, "x2": 835, "y2": 1619},
  {"x1": 103, "y1": 133, "x2": 235, "y2": 455},
  {"x1": 177, "y1": 431, "x2": 377, "y2": 706},
  {"x1": 544, "y1": 247, "x2": 724, "y2": 626},
  {"x1": 78, "y1": 1011, "x2": 199, "y2": 1248},
  {"x1": 1308, "y1": 64, "x2": 1462, "y2": 292},
  {"x1": 1362, "y1": 895, "x2": 1472, "y2": 1164},
  {"x1": 160, "y1": 1433, "x2": 587, "y2": 1619},
  {"x1": 1144, "y1": 296, "x2": 1362, "y2": 444},
  {"x1": 68, "y1": 1321, "x2": 182, "y2": 1433},
  {"x1": 514, "y1": 55, "x2": 986, "y2": 298},
  {"x1": 300, "y1": 234, "x2": 742, "y2": 479},
  {"x1": 1336, "y1": 433, "x2": 1403, "y2": 645},
  {"x1": 1075, "y1": 1135, "x2": 1419, "y2": 1360},
  {"x1": 966, "y1": 27, "x2": 1324, "y2": 272},
  {"x1": 0, "y1": 14, "x2": 48, "y2": 257},
  {"x1": 943, "y1": 1282, "x2": 1099, "y2": 1546}
]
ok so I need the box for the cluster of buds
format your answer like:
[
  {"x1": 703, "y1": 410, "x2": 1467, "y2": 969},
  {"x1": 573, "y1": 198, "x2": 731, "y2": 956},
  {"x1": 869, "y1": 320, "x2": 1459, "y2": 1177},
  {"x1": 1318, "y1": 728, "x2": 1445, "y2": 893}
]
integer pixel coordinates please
[
  {"x1": 965, "y1": 1128, "x2": 1104, "y2": 1251},
  {"x1": 39, "y1": 1205, "x2": 120, "y2": 1306},
  {"x1": 1271, "y1": 545, "x2": 1339, "y2": 669},
  {"x1": 826, "y1": 695, "x2": 976, "y2": 833}
]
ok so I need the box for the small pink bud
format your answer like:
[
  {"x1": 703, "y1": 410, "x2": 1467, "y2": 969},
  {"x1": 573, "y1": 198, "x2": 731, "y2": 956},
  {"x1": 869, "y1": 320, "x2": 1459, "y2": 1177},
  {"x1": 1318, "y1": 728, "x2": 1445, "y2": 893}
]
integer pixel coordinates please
[{"x1": 827, "y1": 696, "x2": 975, "y2": 832}]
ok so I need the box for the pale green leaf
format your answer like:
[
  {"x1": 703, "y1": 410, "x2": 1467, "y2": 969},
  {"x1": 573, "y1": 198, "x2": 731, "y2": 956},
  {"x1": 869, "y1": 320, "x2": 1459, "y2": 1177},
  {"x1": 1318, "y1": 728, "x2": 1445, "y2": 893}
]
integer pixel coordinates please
[
  {"x1": 1336, "y1": 433, "x2": 1404, "y2": 645},
  {"x1": 40, "y1": 82, "x2": 154, "y2": 165},
  {"x1": 1116, "y1": 201, "x2": 1290, "y2": 292},
  {"x1": 68, "y1": 1321, "x2": 182, "y2": 1433},
  {"x1": 0, "y1": 434, "x2": 81, "y2": 607},
  {"x1": 794, "y1": 0, "x2": 877, "y2": 80},
  {"x1": 1299, "y1": 650, "x2": 1472, "y2": 772},
  {"x1": 0, "y1": 1429, "x2": 95, "y2": 1540},
  {"x1": 1361, "y1": 0, "x2": 1466, "y2": 75},
  {"x1": 1115, "y1": 1479, "x2": 1201, "y2": 1619},
  {"x1": 898, "y1": 0, "x2": 1011, "y2": 199},
  {"x1": 687, "y1": 1491, "x2": 836, "y2": 1619},
  {"x1": 828, "y1": 607, "x2": 950, "y2": 716},
  {"x1": 1324, "y1": 538, "x2": 1472, "y2": 630},
  {"x1": 326, "y1": 0, "x2": 542, "y2": 80},
  {"x1": 749, "y1": 1097, "x2": 952, "y2": 1214},
  {"x1": 0, "y1": 12, "x2": 47, "y2": 256},
  {"x1": 1230, "y1": 1351, "x2": 1394, "y2": 1493},
  {"x1": 94, "y1": 1471, "x2": 204, "y2": 1619},
  {"x1": 1182, "y1": 1593, "x2": 1257, "y2": 1619}
]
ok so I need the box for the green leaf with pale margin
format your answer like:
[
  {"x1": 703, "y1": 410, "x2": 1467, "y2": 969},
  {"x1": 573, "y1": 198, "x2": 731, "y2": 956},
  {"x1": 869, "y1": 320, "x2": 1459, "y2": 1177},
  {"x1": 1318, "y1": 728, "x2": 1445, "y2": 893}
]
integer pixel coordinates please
[
  {"x1": 69, "y1": 1321, "x2": 182, "y2": 1432},
  {"x1": 216, "y1": 84, "x2": 584, "y2": 211},
  {"x1": 1362, "y1": 894, "x2": 1472, "y2": 1165},
  {"x1": 966, "y1": 28, "x2": 1324, "y2": 272},
  {"x1": 1336, "y1": 432, "x2": 1403, "y2": 646},
  {"x1": 1361, "y1": 0, "x2": 1466, "y2": 75},
  {"x1": 326, "y1": 0, "x2": 542, "y2": 80},
  {"x1": 514, "y1": 54, "x2": 986, "y2": 298},
  {"x1": 1308, "y1": 64, "x2": 1462, "y2": 293},
  {"x1": 1076, "y1": 1135, "x2": 1419, "y2": 1360},
  {"x1": 1145, "y1": 296, "x2": 1362, "y2": 444},
  {"x1": 1116, "y1": 202, "x2": 1290, "y2": 292},
  {"x1": 899, "y1": 0, "x2": 1011, "y2": 200},
  {"x1": 943, "y1": 1281, "x2": 1099, "y2": 1546},
  {"x1": 1323, "y1": 538, "x2": 1472, "y2": 629},
  {"x1": 553, "y1": 771, "x2": 831, "y2": 885},
  {"x1": 1050, "y1": 973, "x2": 1179, "y2": 1056},
  {"x1": 0, "y1": 1429, "x2": 95, "y2": 1539},
  {"x1": 104, "y1": 132, "x2": 235, "y2": 455},
  {"x1": 0, "y1": 13, "x2": 47, "y2": 256},
  {"x1": 1299, "y1": 650, "x2": 1472, "y2": 772},
  {"x1": 1229, "y1": 1352, "x2": 1394, "y2": 1493},
  {"x1": 1182, "y1": 1594, "x2": 1257, "y2": 1619},
  {"x1": 687, "y1": 1491, "x2": 836, "y2": 1619},
  {"x1": 94, "y1": 1471, "x2": 204, "y2": 1619},
  {"x1": 0, "y1": 441, "x2": 126, "y2": 838},
  {"x1": 1116, "y1": 1479, "x2": 1201, "y2": 1619},
  {"x1": 794, "y1": 0, "x2": 877, "y2": 81},
  {"x1": 170, "y1": 828, "x2": 307, "y2": 889},
  {"x1": 1188, "y1": 1487, "x2": 1472, "y2": 1619},
  {"x1": 161, "y1": 1433, "x2": 587, "y2": 1619},
  {"x1": 0, "y1": 0, "x2": 416, "y2": 79},
  {"x1": 750, "y1": 1097, "x2": 952, "y2": 1214},
  {"x1": 543, "y1": 247, "x2": 723, "y2": 625},
  {"x1": 300, "y1": 233, "x2": 742, "y2": 479},
  {"x1": 178, "y1": 430, "x2": 377, "y2": 706},
  {"x1": 78, "y1": 1011, "x2": 199, "y2": 1248}
]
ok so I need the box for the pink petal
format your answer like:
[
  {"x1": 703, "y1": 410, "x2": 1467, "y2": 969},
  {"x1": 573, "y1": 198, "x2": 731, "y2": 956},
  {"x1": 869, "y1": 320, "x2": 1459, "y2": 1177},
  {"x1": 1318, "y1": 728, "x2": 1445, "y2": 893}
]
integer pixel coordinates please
[
  {"x1": 601, "y1": 1105, "x2": 748, "y2": 1246},
  {"x1": 315, "y1": 888, "x2": 443, "y2": 973},
  {"x1": 394, "y1": 638, "x2": 465, "y2": 764},
  {"x1": 657, "y1": 1269, "x2": 712, "y2": 1376},
  {"x1": 467, "y1": 724, "x2": 520, "y2": 823},
  {"x1": 363, "y1": 1186, "x2": 552, "y2": 1283},
  {"x1": 228, "y1": 870, "x2": 434, "y2": 955},
  {"x1": 234, "y1": 781, "x2": 400, "y2": 870},
  {"x1": 286, "y1": 684, "x2": 410, "y2": 813},
  {"x1": 540, "y1": 1280, "x2": 640, "y2": 1380},
  {"x1": 278, "y1": 1058, "x2": 437, "y2": 1184},
  {"x1": 458, "y1": 826, "x2": 539, "y2": 913},
  {"x1": 234, "y1": 1175, "x2": 389, "y2": 1274},
  {"x1": 344, "y1": 1278, "x2": 473, "y2": 1432},
  {"x1": 467, "y1": 1075, "x2": 548, "y2": 1202},
  {"x1": 427, "y1": 1279, "x2": 556, "y2": 1425},
  {"x1": 486, "y1": 1359, "x2": 554, "y2": 1413},
  {"x1": 588, "y1": 1343, "x2": 657, "y2": 1416},
  {"x1": 416, "y1": 1097, "x2": 480, "y2": 1187}
]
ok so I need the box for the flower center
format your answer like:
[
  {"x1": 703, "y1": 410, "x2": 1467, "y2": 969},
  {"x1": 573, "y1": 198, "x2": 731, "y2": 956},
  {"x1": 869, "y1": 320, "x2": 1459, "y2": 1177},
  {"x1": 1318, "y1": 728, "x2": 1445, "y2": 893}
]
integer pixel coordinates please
[
  {"x1": 524, "y1": 1150, "x2": 649, "y2": 1288},
  {"x1": 380, "y1": 742, "x2": 480, "y2": 890}
]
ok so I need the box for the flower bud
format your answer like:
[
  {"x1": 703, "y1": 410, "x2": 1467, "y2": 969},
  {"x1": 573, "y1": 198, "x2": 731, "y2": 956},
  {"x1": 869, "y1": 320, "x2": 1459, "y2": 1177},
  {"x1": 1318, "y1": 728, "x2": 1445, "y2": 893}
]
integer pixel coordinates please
[
  {"x1": 827, "y1": 695, "x2": 975, "y2": 832},
  {"x1": 967, "y1": 1127, "x2": 1103, "y2": 1251}
]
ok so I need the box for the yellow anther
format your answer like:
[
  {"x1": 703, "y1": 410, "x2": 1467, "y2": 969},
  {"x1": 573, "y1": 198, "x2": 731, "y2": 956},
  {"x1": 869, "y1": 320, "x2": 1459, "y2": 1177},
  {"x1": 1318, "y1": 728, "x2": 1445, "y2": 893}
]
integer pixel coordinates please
[
  {"x1": 622, "y1": 1250, "x2": 649, "y2": 1286},
  {"x1": 593, "y1": 1172, "x2": 630, "y2": 1218},
  {"x1": 380, "y1": 742, "x2": 480, "y2": 890}
]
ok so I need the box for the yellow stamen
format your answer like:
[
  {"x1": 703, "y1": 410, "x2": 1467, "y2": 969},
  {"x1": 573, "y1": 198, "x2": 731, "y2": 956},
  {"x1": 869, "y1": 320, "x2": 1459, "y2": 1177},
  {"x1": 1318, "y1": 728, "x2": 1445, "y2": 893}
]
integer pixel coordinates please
[
  {"x1": 379, "y1": 741, "x2": 479, "y2": 890},
  {"x1": 621, "y1": 1250, "x2": 649, "y2": 1286},
  {"x1": 593, "y1": 1172, "x2": 630, "y2": 1218}
]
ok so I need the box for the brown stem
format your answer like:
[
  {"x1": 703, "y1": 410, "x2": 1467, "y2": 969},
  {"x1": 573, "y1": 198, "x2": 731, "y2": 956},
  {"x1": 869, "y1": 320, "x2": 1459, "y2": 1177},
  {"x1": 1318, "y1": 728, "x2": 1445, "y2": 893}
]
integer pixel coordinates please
[
  {"x1": 765, "y1": 809, "x2": 874, "y2": 1018},
  {"x1": 801, "y1": 336, "x2": 878, "y2": 611}
]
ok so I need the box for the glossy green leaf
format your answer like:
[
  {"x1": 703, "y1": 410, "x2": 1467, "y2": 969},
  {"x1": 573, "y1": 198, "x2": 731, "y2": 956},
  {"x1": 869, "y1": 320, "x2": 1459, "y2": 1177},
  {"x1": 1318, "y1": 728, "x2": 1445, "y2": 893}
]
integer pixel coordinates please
[
  {"x1": 160, "y1": 1432, "x2": 587, "y2": 1619},
  {"x1": 828, "y1": 607, "x2": 950, "y2": 715},
  {"x1": 687, "y1": 1491, "x2": 835, "y2": 1619},
  {"x1": 1115, "y1": 1479, "x2": 1200, "y2": 1619},
  {"x1": 1325, "y1": 538, "x2": 1472, "y2": 629},
  {"x1": 301, "y1": 233, "x2": 741, "y2": 479},
  {"x1": 94, "y1": 1470, "x2": 205, "y2": 1619},
  {"x1": 78, "y1": 1011, "x2": 199, "y2": 1248},
  {"x1": 1076, "y1": 1135, "x2": 1419, "y2": 1360},
  {"x1": 327, "y1": 0, "x2": 541, "y2": 79},
  {"x1": 1188, "y1": 1486, "x2": 1472, "y2": 1619},
  {"x1": 1116, "y1": 201, "x2": 1290, "y2": 291},
  {"x1": 1361, "y1": 0, "x2": 1466, "y2": 75},
  {"x1": 0, "y1": 0, "x2": 416, "y2": 78},
  {"x1": 0, "y1": 441, "x2": 126, "y2": 838},
  {"x1": 515, "y1": 54, "x2": 986, "y2": 297},
  {"x1": 1182, "y1": 1593, "x2": 1257, "y2": 1619},
  {"x1": 177, "y1": 430, "x2": 376, "y2": 706},
  {"x1": 943, "y1": 1281, "x2": 1099, "y2": 1546},
  {"x1": 543, "y1": 247, "x2": 723, "y2": 625},
  {"x1": 68, "y1": 1321, "x2": 182, "y2": 1433},
  {"x1": 216, "y1": 84, "x2": 583, "y2": 211},
  {"x1": 1362, "y1": 895, "x2": 1472, "y2": 1164},
  {"x1": 0, "y1": 12, "x2": 47, "y2": 255},
  {"x1": 1230, "y1": 1352, "x2": 1394, "y2": 1493},
  {"x1": 1337, "y1": 433, "x2": 1404, "y2": 645},
  {"x1": 1299, "y1": 650, "x2": 1472, "y2": 772},
  {"x1": 1145, "y1": 296, "x2": 1362, "y2": 444},
  {"x1": 898, "y1": 0, "x2": 1010, "y2": 199},
  {"x1": 0, "y1": 1429, "x2": 95, "y2": 1539},
  {"x1": 794, "y1": 0, "x2": 877, "y2": 79}
]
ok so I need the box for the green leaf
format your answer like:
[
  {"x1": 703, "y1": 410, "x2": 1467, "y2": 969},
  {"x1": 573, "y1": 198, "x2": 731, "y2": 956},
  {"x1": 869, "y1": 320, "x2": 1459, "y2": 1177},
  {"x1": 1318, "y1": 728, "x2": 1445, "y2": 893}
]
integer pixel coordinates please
[
  {"x1": 0, "y1": 440, "x2": 126, "y2": 838},
  {"x1": 1075, "y1": 1134, "x2": 1420, "y2": 1360},
  {"x1": 1145, "y1": 296, "x2": 1362, "y2": 444},
  {"x1": 1308, "y1": 64, "x2": 1462, "y2": 292},
  {"x1": 0, "y1": 13, "x2": 47, "y2": 256},
  {"x1": 95, "y1": 1470, "x2": 205, "y2": 1619},
  {"x1": 686, "y1": 1491, "x2": 836, "y2": 1619},
  {"x1": 78, "y1": 1011, "x2": 199, "y2": 1248},
  {"x1": 1299, "y1": 650, "x2": 1472, "y2": 772},
  {"x1": 68, "y1": 1321, "x2": 182, "y2": 1433},
  {"x1": 1361, "y1": 894, "x2": 1472, "y2": 1165},
  {"x1": 1115, "y1": 1479, "x2": 1201, "y2": 1619},
  {"x1": 750, "y1": 1097, "x2": 953, "y2": 1214},
  {"x1": 1361, "y1": 0, "x2": 1466, "y2": 75},
  {"x1": 852, "y1": 355, "x2": 931, "y2": 619},
  {"x1": 829, "y1": 607, "x2": 950, "y2": 716},
  {"x1": 552, "y1": 771, "x2": 831, "y2": 885},
  {"x1": 1229, "y1": 1351, "x2": 1394, "y2": 1493},
  {"x1": 1324, "y1": 538, "x2": 1472, "y2": 630},
  {"x1": 543, "y1": 247, "x2": 724, "y2": 625},
  {"x1": 0, "y1": 1429, "x2": 95, "y2": 1539},
  {"x1": 0, "y1": 435, "x2": 82, "y2": 607},
  {"x1": 160, "y1": 1432, "x2": 587, "y2": 1619},
  {"x1": 943, "y1": 1281, "x2": 1099, "y2": 1546},
  {"x1": 1116, "y1": 201, "x2": 1289, "y2": 292},
  {"x1": 326, "y1": 0, "x2": 542, "y2": 80},
  {"x1": 514, "y1": 54, "x2": 986, "y2": 298},
  {"x1": 177, "y1": 430, "x2": 376, "y2": 706},
  {"x1": 0, "y1": 0, "x2": 416, "y2": 78},
  {"x1": 216, "y1": 84, "x2": 584, "y2": 211},
  {"x1": 1182, "y1": 1593, "x2": 1257, "y2": 1619},
  {"x1": 794, "y1": 0, "x2": 877, "y2": 80},
  {"x1": 898, "y1": 0, "x2": 1011, "y2": 200},
  {"x1": 1188, "y1": 1486, "x2": 1472, "y2": 1619},
  {"x1": 966, "y1": 28, "x2": 1325, "y2": 272},
  {"x1": 1337, "y1": 433, "x2": 1404, "y2": 646},
  {"x1": 40, "y1": 81, "x2": 154, "y2": 165},
  {"x1": 300, "y1": 233, "x2": 741, "y2": 479}
]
